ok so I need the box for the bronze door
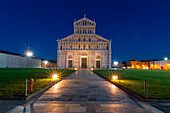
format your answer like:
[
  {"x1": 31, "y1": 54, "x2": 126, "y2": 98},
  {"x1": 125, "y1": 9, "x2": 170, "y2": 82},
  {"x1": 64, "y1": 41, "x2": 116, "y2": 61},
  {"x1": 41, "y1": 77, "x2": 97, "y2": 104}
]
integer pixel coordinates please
[
  {"x1": 68, "y1": 60, "x2": 72, "y2": 68},
  {"x1": 82, "y1": 58, "x2": 87, "y2": 68},
  {"x1": 96, "y1": 61, "x2": 100, "y2": 68}
]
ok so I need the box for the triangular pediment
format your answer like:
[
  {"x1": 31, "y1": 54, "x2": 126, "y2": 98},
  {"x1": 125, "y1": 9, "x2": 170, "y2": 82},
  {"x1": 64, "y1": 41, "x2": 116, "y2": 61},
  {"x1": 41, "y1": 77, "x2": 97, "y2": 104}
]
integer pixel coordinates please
[{"x1": 74, "y1": 17, "x2": 96, "y2": 26}]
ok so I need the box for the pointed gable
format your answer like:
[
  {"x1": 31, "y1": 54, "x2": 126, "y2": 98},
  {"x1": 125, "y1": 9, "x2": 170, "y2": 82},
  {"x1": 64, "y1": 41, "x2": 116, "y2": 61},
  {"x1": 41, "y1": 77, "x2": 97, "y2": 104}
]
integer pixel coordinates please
[{"x1": 73, "y1": 17, "x2": 96, "y2": 26}]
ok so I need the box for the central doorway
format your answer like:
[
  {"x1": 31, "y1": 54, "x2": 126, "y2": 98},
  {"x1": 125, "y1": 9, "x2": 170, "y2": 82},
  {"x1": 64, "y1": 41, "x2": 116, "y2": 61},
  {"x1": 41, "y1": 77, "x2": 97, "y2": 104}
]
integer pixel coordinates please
[
  {"x1": 96, "y1": 60, "x2": 100, "y2": 68},
  {"x1": 81, "y1": 58, "x2": 87, "y2": 68},
  {"x1": 68, "y1": 60, "x2": 72, "y2": 68}
]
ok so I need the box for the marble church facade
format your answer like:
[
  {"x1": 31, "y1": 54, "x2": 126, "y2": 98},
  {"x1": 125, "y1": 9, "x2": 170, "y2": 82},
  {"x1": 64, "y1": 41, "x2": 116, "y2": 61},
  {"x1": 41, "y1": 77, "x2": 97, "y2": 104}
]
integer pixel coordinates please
[{"x1": 57, "y1": 15, "x2": 112, "y2": 69}]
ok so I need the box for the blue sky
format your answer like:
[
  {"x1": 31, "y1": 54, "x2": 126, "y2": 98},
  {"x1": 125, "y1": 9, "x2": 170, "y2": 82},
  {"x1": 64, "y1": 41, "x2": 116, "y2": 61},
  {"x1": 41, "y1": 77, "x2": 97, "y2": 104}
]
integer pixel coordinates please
[{"x1": 0, "y1": 0, "x2": 170, "y2": 61}]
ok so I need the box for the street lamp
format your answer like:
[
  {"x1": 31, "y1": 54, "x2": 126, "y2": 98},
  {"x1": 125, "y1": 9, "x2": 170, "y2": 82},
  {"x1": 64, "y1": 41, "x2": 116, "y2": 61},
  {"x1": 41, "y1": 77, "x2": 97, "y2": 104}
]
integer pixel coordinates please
[
  {"x1": 24, "y1": 47, "x2": 33, "y2": 57},
  {"x1": 52, "y1": 74, "x2": 58, "y2": 79},
  {"x1": 44, "y1": 60, "x2": 48, "y2": 65},
  {"x1": 164, "y1": 57, "x2": 168, "y2": 61},
  {"x1": 26, "y1": 51, "x2": 33, "y2": 57},
  {"x1": 112, "y1": 75, "x2": 118, "y2": 80},
  {"x1": 24, "y1": 47, "x2": 34, "y2": 68},
  {"x1": 114, "y1": 61, "x2": 118, "y2": 66}
]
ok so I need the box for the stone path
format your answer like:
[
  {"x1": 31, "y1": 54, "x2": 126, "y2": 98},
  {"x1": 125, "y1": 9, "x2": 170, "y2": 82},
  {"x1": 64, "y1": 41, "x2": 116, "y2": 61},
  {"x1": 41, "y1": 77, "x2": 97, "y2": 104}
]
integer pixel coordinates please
[{"x1": 26, "y1": 70, "x2": 162, "y2": 113}]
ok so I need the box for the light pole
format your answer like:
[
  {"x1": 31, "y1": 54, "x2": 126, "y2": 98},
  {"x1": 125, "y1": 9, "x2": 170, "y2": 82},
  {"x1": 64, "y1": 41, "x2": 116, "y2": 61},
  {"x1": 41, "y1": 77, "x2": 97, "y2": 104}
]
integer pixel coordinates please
[
  {"x1": 44, "y1": 60, "x2": 48, "y2": 68},
  {"x1": 24, "y1": 47, "x2": 33, "y2": 68},
  {"x1": 164, "y1": 57, "x2": 168, "y2": 70},
  {"x1": 164, "y1": 57, "x2": 168, "y2": 61},
  {"x1": 113, "y1": 61, "x2": 118, "y2": 68},
  {"x1": 24, "y1": 47, "x2": 33, "y2": 96}
]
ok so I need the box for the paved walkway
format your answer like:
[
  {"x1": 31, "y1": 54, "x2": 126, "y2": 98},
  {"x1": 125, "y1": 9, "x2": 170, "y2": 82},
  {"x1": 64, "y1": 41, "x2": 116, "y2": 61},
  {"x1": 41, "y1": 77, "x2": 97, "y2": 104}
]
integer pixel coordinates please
[{"x1": 25, "y1": 70, "x2": 162, "y2": 113}]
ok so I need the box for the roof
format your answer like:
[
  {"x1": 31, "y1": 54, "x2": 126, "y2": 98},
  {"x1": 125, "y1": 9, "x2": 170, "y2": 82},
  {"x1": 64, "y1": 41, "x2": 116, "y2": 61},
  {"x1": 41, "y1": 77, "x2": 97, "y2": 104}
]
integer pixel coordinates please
[
  {"x1": 128, "y1": 59, "x2": 138, "y2": 61},
  {"x1": 0, "y1": 50, "x2": 24, "y2": 57},
  {"x1": 0, "y1": 50, "x2": 40, "y2": 59}
]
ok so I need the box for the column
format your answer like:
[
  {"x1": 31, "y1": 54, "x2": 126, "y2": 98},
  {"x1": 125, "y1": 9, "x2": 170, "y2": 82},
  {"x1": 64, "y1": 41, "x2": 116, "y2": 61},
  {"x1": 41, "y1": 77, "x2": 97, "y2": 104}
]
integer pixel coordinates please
[
  {"x1": 57, "y1": 53, "x2": 59, "y2": 68},
  {"x1": 108, "y1": 41, "x2": 111, "y2": 68},
  {"x1": 77, "y1": 43, "x2": 79, "y2": 50},
  {"x1": 58, "y1": 41, "x2": 60, "y2": 49},
  {"x1": 94, "y1": 53, "x2": 96, "y2": 68},
  {"x1": 73, "y1": 53, "x2": 75, "y2": 67},
  {"x1": 66, "y1": 53, "x2": 68, "y2": 68},
  {"x1": 79, "y1": 52, "x2": 81, "y2": 68}
]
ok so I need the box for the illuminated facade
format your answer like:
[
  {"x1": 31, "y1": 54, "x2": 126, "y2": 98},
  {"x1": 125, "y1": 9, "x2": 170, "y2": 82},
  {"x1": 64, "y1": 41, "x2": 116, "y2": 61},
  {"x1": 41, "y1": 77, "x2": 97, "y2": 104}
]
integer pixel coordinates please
[
  {"x1": 127, "y1": 59, "x2": 170, "y2": 70},
  {"x1": 57, "y1": 15, "x2": 112, "y2": 69},
  {"x1": 150, "y1": 60, "x2": 170, "y2": 70},
  {"x1": 127, "y1": 59, "x2": 149, "y2": 69}
]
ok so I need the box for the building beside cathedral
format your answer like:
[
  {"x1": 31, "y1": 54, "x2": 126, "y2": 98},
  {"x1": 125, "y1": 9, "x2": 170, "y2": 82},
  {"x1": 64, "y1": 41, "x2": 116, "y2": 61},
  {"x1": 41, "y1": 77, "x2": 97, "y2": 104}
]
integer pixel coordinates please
[{"x1": 57, "y1": 15, "x2": 112, "y2": 69}]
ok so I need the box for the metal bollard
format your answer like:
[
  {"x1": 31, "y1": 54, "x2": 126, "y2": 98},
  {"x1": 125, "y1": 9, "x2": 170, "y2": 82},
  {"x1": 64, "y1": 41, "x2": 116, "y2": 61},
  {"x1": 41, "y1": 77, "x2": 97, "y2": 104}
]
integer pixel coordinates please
[{"x1": 144, "y1": 80, "x2": 148, "y2": 99}]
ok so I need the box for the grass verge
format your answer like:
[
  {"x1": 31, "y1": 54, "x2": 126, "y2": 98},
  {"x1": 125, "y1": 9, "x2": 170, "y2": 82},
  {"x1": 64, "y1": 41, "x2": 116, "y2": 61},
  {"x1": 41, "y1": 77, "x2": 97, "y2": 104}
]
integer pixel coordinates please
[
  {"x1": 0, "y1": 68, "x2": 76, "y2": 97},
  {"x1": 93, "y1": 69, "x2": 170, "y2": 99}
]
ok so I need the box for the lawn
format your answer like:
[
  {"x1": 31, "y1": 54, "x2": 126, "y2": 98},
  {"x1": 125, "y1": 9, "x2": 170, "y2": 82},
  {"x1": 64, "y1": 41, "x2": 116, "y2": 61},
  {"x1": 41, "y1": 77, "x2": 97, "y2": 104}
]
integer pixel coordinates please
[
  {"x1": 0, "y1": 68, "x2": 76, "y2": 97},
  {"x1": 93, "y1": 69, "x2": 170, "y2": 99}
]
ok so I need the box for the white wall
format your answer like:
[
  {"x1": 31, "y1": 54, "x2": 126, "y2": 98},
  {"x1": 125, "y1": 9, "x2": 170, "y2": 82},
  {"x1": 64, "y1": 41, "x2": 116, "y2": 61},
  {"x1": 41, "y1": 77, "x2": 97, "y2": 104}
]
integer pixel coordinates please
[
  {"x1": 0, "y1": 53, "x2": 6, "y2": 68},
  {"x1": 0, "y1": 53, "x2": 41, "y2": 68}
]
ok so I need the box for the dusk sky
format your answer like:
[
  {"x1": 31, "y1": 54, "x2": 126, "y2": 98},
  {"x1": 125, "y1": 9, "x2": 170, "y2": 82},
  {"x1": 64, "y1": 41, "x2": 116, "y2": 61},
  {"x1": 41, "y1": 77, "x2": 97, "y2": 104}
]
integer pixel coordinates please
[{"x1": 0, "y1": 0, "x2": 170, "y2": 62}]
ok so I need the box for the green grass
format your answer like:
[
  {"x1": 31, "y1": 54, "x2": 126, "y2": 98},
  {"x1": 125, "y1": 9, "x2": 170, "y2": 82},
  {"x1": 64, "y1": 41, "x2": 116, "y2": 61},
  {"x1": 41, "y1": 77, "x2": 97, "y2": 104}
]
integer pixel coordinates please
[
  {"x1": 0, "y1": 68, "x2": 76, "y2": 97},
  {"x1": 93, "y1": 69, "x2": 170, "y2": 99}
]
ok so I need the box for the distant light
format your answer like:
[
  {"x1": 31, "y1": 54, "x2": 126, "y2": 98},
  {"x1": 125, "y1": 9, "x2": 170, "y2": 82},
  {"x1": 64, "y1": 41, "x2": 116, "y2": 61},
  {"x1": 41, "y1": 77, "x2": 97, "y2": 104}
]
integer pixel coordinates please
[
  {"x1": 164, "y1": 57, "x2": 168, "y2": 61},
  {"x1": 143, "y1": 67, "x2": 149, "y2": 70},
  {"x1": 26, "y1": 51, "x2": 33, "y2": 57},
  {"x1": 52, "y1": 74, "x2": 58, "y2": 79},
  {"x1": 90, "y1": 68, "x2": 93, "y2": 71},
  {"x1": 75, "y1": 68, "x2": 78, "y2": 70},
  {"x1": 112, "y1": 75, "x2": 118, "y2": 80},
  {"x1": 114, "y1": 61, "x2": 118, "y2": 66},
  {"x1": 44, "y1": 60, "x2": 48, "y2": 64},
  {"x1": 123, "y1": 67, "x2": 126, "y2": 69}
]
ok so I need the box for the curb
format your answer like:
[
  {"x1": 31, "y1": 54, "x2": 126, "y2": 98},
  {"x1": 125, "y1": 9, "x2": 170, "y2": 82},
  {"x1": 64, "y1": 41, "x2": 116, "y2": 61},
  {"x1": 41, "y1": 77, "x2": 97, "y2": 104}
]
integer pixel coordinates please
[
  {"x1": 7, "y1": 105, "x2": 24, "y2": 113},
  {"x1": 26, "y1": 80, "x2": 61, "y2": 100},
  {"x1": 93, "y1": 71, "x2": 170, "y2": 103},
  {"x1": 0, "y1": 81, "x2": 61, "y2": 101},
  {"x1": 137, "y1": 102, "x2": 164, "y2": 113}
]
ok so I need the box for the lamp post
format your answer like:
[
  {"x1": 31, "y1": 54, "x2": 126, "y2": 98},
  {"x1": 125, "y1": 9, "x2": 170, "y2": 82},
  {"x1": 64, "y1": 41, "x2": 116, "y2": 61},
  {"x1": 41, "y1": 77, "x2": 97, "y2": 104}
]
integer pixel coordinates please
[
  {"x1": 164, "y1": 57, "x2": 168, "y2": 61},
  {"x1": 113, "y1": 61, "x2": 118, "y2": 68},
  {"x1": 44, "y1": 60, "x2": 48, "y2": 68},
  {"x1": 164, "y1": 57, "x2": 168, "y2": 70},
  {"x1": 24, "y1": 47, "x2": 34, "y2": 68}
]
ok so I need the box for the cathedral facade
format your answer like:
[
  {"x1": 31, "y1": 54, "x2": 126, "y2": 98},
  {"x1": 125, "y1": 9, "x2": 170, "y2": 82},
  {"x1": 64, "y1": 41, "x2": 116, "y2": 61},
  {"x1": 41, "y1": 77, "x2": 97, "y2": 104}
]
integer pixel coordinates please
[{"x1": 57, "y1": 15, "x2": 112, "y2": 69}]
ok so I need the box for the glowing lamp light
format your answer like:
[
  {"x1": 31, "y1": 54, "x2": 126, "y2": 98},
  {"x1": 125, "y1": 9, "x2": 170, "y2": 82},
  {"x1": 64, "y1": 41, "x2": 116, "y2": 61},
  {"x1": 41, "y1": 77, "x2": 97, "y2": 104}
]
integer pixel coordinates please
[
  {"x1": 44, "y1": 60, "x2": 48, "y2": 64},
  {"x1": 114, "y1": 61, "x2": 118, "y2": 66},
  {"x1": 52, "y1": 74, "x2": 58, "y2": 79},
  {"x1": 75, "y1": 68, "x2": 78, "y2": 70},
  {"x1": 91, "y1": 68, "x2": 93, "y2": 71},
  {"x1": 164, "y1": 57, "x2": 168, "y2": 61},
  {"x1": 26, "y1": 51, "x2": 33, "y2": 57},
  {"x1": 112, "y1": 75, "x2": 118, "y2": 80}
]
